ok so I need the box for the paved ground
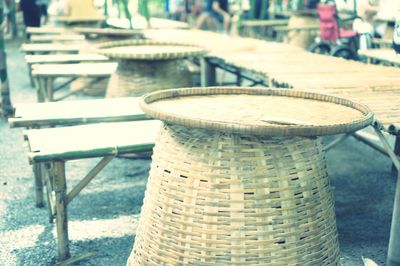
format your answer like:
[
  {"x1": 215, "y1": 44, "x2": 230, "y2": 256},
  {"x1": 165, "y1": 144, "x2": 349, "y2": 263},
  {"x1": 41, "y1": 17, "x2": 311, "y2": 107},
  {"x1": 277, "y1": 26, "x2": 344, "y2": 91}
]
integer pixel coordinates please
[{"x1": 0, "y1": 35, "x2": 396, "y2": 265}]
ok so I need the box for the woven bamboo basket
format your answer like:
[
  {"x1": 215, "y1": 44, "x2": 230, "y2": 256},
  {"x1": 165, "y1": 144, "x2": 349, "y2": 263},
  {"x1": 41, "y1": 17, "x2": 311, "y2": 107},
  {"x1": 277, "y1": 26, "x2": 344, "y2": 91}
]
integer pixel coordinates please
[
  {"x1": 96, "y1": 40, "x2": 206, "y2": 97},
  {"x1": 127, "y1": 87, "x2": 373, "y2": 265},
  {"x1": 287, "y1": 11, "x2": 319, "y2": 49}
]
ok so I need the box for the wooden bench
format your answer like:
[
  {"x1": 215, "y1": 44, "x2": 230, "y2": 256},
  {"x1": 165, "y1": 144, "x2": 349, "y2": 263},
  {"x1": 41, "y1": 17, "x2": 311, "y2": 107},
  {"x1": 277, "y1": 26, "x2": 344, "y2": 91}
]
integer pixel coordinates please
[
  {"x1": 358, "y1": 48, "x2": 400, "y2": 66},
  {"x1": 21, "y1": 43, "x2": 87, "y2": 55},
  {"x1": 29, "y1": 34, "x2": 86, "y2": 43},
  {"x1": 25, "y1": 53, "x2": 109, "y2": 87},
  {"x1": 26, "y1": 26, "x2": 67, "y2": 35},
  {"x1": 25, "y1": 119, "x2": 161, "y2": 261},
  {"x1": 9, "y1": 97, "x2": 150, "y2": 207},
  {"x1": 31, "y1": 62, "x2": 117, "y2": 102},
  {"x1": 8, "y1": 97, "x2": 149, "y2": 128}
]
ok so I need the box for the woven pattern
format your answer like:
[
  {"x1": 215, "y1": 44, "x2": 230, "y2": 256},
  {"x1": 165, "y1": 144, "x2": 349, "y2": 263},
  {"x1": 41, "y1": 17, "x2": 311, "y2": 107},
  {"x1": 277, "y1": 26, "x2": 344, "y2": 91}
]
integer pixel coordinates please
[
  {"x1": 106, "y1": 59, "x2": 193, "y2": 97},
  {"x1": 128, "y1": 124, "x2": 340, "y2": 265},
  {"x1": 96, "y1": 39, "x2": 205, "y2": 60},
  {"x1": 141, "y1": 87, "x2": 374, "y2": 137}
]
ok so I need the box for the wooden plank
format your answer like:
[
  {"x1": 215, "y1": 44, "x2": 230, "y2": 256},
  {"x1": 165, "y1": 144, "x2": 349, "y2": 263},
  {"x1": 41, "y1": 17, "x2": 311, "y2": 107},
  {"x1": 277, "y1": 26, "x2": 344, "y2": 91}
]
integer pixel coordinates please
[
  {"x1": 31, "y1": 62, "x2": 117, "y2": 77},
  {"x1": 25, "y1": 53, "x2": 109, "y2": 64},
  {"x1": 26, "y1": 26, "x2": 67, "y2": 35},
  {"x1": 21, "y1": 43, "x2": 87, "y2": 53},
  {"x1": 26, "y1": 120, "x2": 161, "y2": 162},
  {"x1": 30, "y1": 34, "x2": 86, "y2": 43}
]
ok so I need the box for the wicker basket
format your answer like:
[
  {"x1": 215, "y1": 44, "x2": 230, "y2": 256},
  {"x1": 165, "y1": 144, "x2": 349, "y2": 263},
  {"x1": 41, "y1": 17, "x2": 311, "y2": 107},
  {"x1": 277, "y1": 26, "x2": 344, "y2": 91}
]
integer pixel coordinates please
[
  {"x1": 128, "y1": 87, "x2": 373, "y2": 265},
  {"x1": 287, "y1": 11, "x2": 319, "y2": 49},
  {"x1": 96, "y1": 40, "x2": 206, "y2": 97}
]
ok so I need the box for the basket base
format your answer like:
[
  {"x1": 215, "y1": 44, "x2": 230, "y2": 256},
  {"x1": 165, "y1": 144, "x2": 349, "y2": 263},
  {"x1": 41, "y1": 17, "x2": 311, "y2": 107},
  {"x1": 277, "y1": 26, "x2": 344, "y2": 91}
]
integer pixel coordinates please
[{"x1": 128, "y1": 124, "x2": 340, "y2": 265}]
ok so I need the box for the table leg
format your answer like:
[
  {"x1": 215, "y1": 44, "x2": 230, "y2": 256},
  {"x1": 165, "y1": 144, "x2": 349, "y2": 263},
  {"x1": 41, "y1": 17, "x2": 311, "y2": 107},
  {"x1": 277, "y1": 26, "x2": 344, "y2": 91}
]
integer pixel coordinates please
[
  {"x1": 200, "y1": 58, "x2": 216, "y2": 87},
  {"x1": 33, "y1": 163, "x2": 44, "y2": 208},
  {"x1": 388, "y1": 172, "x2": 400, "y2": 266},
  {"x1": 53, "y1": 161, "x2": 70, "y2": 261}
]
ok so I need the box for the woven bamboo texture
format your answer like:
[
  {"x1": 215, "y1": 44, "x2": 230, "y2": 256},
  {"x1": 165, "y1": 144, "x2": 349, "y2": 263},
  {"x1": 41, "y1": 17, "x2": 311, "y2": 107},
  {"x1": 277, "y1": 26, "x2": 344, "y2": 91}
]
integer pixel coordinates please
[
  {"x1": 96, "y1": 40, "x2": 205, "y2": 97},
  {"x1": 128, "y1": 124, "x2": 340, "y2": 265},
  {"x1": 284, "y1": 14, "x2": 319, "y2": 49},
  {"x1": 107, "y1": 59, "x2": 193, "y2": 97},
  {"x1": 72, "y1": 27, "x2": 144, "y2": 38},
  {"x1": 97, "y1": 39, "x2": 205, "y2": 60},
  {"x1": 140, "y1": 87, "x2": 373, "y2": 137}
]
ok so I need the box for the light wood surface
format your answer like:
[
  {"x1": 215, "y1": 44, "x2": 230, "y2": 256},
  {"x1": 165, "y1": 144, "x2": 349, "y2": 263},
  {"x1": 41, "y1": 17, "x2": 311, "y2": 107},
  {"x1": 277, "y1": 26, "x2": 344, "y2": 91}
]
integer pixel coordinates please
[
  {"x1": 9, "y1": 97, "x2": 149, "y2": 128},
  {"x1": 26, "y1": 120, "x2": 161, "y2": 162}
]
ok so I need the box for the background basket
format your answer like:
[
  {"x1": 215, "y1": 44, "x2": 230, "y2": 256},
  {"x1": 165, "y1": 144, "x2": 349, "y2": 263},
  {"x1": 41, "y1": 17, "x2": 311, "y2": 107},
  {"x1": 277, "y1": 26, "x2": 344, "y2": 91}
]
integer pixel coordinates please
[{"x1": 96, "y1": 40, "x2": 206, "y2": 97}]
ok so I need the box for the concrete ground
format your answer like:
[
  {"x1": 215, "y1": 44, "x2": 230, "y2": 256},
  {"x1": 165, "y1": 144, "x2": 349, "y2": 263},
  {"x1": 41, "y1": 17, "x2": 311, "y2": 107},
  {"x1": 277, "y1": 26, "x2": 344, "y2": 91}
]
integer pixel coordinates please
[{"x1": 0, "y1": 35, "x2": 396, "y2": 265}]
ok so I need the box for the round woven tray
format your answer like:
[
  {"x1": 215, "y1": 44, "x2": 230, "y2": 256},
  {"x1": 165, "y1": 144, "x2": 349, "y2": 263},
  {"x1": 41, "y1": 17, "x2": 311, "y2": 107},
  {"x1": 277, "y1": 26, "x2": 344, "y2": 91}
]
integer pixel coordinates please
[
  {"x1": 72, "y1": 27, "x2": 144, "y2": 38},
  {"x1": 96, "y1": 39, "x2": 206, "y2": 60},
  {"x1": 140, "y1": 87, "x2": 374, "y2": 136}
]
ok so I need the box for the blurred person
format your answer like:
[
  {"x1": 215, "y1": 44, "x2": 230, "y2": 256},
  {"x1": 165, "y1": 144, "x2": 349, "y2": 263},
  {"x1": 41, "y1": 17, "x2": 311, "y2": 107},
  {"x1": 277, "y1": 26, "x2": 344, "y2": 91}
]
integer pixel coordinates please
[
  {"x1": 20, "y1": 0, "x2": 41, "y2": 28},
  {"x1": 196, "y1": 0, "x2": 230, "y2": 33},
  {"x1": 36, "y1": 0, "x2": 48, "y2": 25}
]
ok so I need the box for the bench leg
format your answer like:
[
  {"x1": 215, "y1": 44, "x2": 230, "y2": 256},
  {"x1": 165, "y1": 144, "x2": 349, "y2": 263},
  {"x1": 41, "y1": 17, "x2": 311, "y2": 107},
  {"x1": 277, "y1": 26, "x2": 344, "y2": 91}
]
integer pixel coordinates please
[
  {"x1": 33, "y1": 163, "x2": 44, "y2": 208},
  {"x1": 28, "y1": 63, "x2": 35, "y2": 88},
  {"x1": 53, "y1": 161, "x2": 70, "y2": 261},
  {"x1": 388, "y1": 172, "x2": 400, "y2": 266},
  {"x1": 392, "y1": 136, "x2": 400, "y2": 177},
  {"x1": 36, "y1": 78, "x2": 46, "y2": 102},
  {"x1": 46, "y1": 78, "x2": 54, "y2": 102}
]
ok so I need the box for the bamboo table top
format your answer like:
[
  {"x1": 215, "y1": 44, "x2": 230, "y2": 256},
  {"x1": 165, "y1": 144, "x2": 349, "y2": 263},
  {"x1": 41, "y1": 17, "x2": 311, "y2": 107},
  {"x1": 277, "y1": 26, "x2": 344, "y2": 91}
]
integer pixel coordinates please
[
  {"x1": 9, "y1": 97, "x2": 148, "y2": 128},
  {"x1": 25, "y1": 53, "x2": 109, "y2": 64},
  {"x1": 29, "y1": 34, "x2": 86, "y2": 43},
  {"x1": 358, "y1": 49, "x2": 400, "y2": 66},
  {"x1": 31, "y1": 62, "x2": 117, "y2": 77},
  {"x1": 141, "y1": 87, "x2": 373, "y2": 137},
  {"x1": 26, "y1": 120, "x2": 161, "y2": 162},
  {"x1": 21, "y1": 43, "x2": 87, "y2": 53},
  {"x1": 146, "y1": 29, "x2": 400, "y2": 135}
]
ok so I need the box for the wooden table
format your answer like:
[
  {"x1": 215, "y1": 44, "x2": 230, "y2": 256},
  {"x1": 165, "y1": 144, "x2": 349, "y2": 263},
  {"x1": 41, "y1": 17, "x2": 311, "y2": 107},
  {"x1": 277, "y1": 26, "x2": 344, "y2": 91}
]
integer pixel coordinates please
[
  {"x1": 25, "y1": 120, "x2": 161, "y2": 262},
  {"x1": 32, "y1": 62, "x2": 117, "y2": 102},
  {"x1": 25, "y1": 53, "x2": 109, "y2": 87}
]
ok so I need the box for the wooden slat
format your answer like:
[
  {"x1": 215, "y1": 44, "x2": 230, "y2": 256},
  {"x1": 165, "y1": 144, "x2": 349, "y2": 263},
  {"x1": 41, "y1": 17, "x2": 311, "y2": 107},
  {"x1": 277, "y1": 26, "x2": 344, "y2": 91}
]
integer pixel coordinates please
[
  {"x1": 25, "y1": 54, "x2": 109, "y2": 64},
  {"x1": 9, "y1": 97, "x2": 149, "y2": 128},
  {"x1": 30, "y1": 34, "x2": 86, "y2": 43},
  {"x1": 26, "y1": 120, "x2": 161, "y2": 162},
  {"x1": 21, "y1": 43, "x2": 87, "y2": 53},
  {"x1": 31, "y1": 62, "x2": 117, "y2": 77}
]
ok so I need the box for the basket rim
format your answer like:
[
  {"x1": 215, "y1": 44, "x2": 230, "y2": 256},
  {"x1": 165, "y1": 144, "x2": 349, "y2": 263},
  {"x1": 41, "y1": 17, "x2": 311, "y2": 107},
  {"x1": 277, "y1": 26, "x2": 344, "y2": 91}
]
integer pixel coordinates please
[
  {"x1": 96, "y1": 39, "x2": 206, "y2": 60},
  {"x1": 72, "y1": 27, "x2": 143, "y2": 36},
  {"x1": 139, "y1": 87, "x2": 374, "y2": 137}
]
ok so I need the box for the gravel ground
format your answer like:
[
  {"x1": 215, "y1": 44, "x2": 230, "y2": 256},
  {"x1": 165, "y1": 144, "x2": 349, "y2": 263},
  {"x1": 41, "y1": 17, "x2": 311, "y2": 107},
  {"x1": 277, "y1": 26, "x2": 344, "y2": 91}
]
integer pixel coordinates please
[{"x1": 0, "y1": 35, "x2": 396, "y2": 266}]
